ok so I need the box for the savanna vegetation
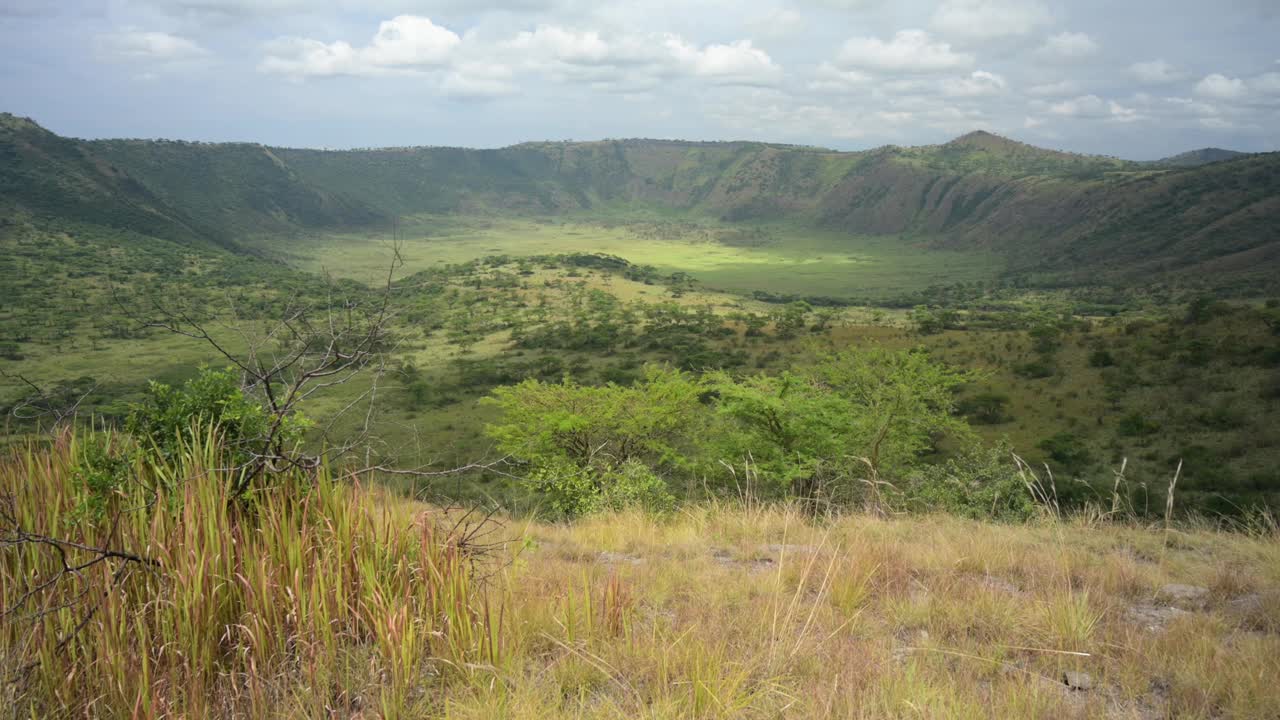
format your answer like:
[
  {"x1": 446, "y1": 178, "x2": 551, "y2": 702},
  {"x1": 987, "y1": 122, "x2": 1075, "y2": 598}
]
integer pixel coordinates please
[{"x1": 3, "y1": 111, "x2": 1280, "y2": 717}]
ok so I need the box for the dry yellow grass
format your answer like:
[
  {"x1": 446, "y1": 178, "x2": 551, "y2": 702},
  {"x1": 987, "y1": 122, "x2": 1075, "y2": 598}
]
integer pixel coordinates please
[
  {"x1": 463, "y1": 505, "x2": 1279, "y2": 719},
  {"x1": 2, "y1": 433, "x2": 1277, "y2": 718}
]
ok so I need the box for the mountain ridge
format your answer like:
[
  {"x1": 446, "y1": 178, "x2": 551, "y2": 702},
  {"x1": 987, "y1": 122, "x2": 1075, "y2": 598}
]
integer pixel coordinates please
[
  {"x1": 1155, "y1": 147, "x2": 1250, "y2": 167},
  {"x1": 3, "y1": 112, "x2": 1277, "y2": 292}
]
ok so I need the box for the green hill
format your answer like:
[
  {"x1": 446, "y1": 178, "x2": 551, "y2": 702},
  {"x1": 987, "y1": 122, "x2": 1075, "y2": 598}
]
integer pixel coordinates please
[
  {"x1": 1156, "y1": 147, "x2": 1248, "y2": 167},
  {"x1": 0, "y1": 113, "x2": 222, "y2": 251},
  {"x1": 4, "y1": 114, "x2": 1279, "y2": 292}
]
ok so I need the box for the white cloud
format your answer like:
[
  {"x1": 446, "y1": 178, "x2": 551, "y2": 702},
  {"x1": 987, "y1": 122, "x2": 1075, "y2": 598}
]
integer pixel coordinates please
[
  {"x1": 1250, "y1": 72, "x2": 1280, "y2": 94},
  {"x1": 95, "y1": 30, "x2": 209, "y2": 61},
  {"x1": 1108, "y1": 100, "x2": 1141, "y2": 123},
  {"x1": 361, "y1": 15, "x2": 460, "y2": 67},
  {"x1": 835, "y1": 29, "x2": 973, "y2": 73},
  {"x1": 1129, "y1": 59, "x2": 1180, "y2": 85},
  {"x1": 1044, "y1": 94, "x2": 1142, "y2": 123},
  {"x1": 1194, "y1": 73, "x2": 1247, "y2": 100},
  {"x1": 942, "y1": 70, "x2": 1007, "y2": 97},
  {"x1": 801, "y1": 0, "x2": 882, "y2": 9},
  {"x1": 507, "y1": 25, "x2": 618, "y2": 65},
  {"x1": 682, "y1": 40, "x2": 782, "y2": 85},
  {"x1": 1027, "y1": 80, "x2": 1079, "y2": 97},
  {"x1": 744, "y1": 8, "x2": 808, "y2": 38},
  {"x1": 259, "y1": 15, "x2": 460, "y2": 77},
  {"x1": 808, "y1": 62, "x2": 872, "y2": 92},
  {"x1": 930, "y1": 0, "x2": 1052, "y2": 42},
  {"x1": 1164, "y1": 96, "x2": 1222, "y2": 118},
  {"x1": 440, "y1": 61, "x2": 515, "y2": 99},
  {"x1": 1037, "y1": 31, "x2": 1098, "y2": 59},
  {"x1": 506, "y1": 26, "x2": 782, "y2": 88},
  {"x1": 710, "y1": 98, "x2": 869, "y2": 140},
  {"x1": 1048, "y1": 94, "x2": 1107, "y2": 117}
]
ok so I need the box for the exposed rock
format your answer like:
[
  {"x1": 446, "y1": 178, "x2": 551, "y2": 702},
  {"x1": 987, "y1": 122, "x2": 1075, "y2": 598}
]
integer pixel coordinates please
[
  {"x1": 1223, "y1": 592, "x2": 1278, "y2": 633},
  {"x1": 1063, "y1": 671, "x2": 1094, "y2": 691},
  {"x1": 1226, "y1": 592, "x2": 1264, "y2": 616},
  {"x1": 1157, "y1": 583, "x2": 1209, "y2": 607},
  {"x1": 761, "y1": 543, "x2": 819, "y2": 555},
  {"x1": 980, "y1": 575, "x2": 1024, "y2": 596},
  {"x1": 597, "y1": 551, "x2": 644, "y2": 565},
  {"x1": 710, "y1": 547, "x2": 776, "y2": 572},
  {"x1": 1126, "y1": 603, "x2": 1189, "y2": 632}
]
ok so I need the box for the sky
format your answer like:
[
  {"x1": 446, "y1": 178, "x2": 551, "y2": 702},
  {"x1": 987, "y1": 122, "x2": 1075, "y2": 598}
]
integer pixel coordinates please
[{"x1": 1, "y1": 0, "x2": 1278, "y2": 159}]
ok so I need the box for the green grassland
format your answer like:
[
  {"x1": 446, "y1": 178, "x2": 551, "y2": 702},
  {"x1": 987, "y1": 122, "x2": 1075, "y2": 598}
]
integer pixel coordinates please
[
  {"x1": 5, "y1": 214, "x2": 1279, "y2": 512},
  {"x1": 254, "y1": 216, "x2": 1004, "y2": 299}
]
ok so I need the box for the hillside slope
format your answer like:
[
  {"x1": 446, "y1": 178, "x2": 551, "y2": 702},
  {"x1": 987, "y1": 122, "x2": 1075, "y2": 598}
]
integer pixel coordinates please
[
  {"x1": 0, "y1": 113, "x2": 224, "y2": 250},
  {"x1": 3, "y1": 114, "x2": 1278, "y2": 291},
  {"x1": 6, "y1": 431, "x2": 1279, "y2": 718},
  {"x1": 1156, "y1": 148, "x2": 1248, "y2": 167}
]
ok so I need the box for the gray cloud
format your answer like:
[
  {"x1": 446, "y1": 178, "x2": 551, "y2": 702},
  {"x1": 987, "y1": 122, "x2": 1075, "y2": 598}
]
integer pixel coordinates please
[
  {"x1": 0, "y1": 0, "x2": 1277, "y2": 158},
  {"x1": 96, "y1": 29, "x2": 210, "y2": 62}
]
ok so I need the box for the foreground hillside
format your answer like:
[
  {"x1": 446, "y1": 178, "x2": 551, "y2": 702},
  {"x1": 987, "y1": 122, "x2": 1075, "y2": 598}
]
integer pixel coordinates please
[
  {"x1": 2, "y1": 432, "x2": 1277, "y2": 718},
  {"x1": 4, "y1": 112, "x2": 1279, "y2": 291}
]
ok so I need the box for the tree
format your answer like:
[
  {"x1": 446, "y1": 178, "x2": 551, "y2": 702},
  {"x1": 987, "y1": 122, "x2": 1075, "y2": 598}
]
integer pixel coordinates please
[
  {"x1": 126, "y1": 367, "x2": 309, "y2": 468},
  {"x1": 911, "y1": 306, "x2": 943, "y2": 335},
  {"x1": 483, "y1": 366, "x2": 704, "y2": 516},
  {"x1": 956, "y1": 392, "x2": 1012, "y2": 425},
  {"x1": 811, "y1": 347, "x2": 973, "y2": 478},
  {"x1": 900, "y1": 441, "x2": 1037, "y2": 521},
  {"x1": 118, "y1": 246, "x2": 404, "y2": 498},
  {"x1": 1037, "y1": 432, "x2": 1093, "y2": 475},
  {"x1": 811, "y1": 307, "x2": 841, "y2": 332},
  {"x1": 708, "y1": 348, "x2": 973, "y2": 501},
  {"x1": 771, "y1": 300, "x2": 811, "y2": 338}
]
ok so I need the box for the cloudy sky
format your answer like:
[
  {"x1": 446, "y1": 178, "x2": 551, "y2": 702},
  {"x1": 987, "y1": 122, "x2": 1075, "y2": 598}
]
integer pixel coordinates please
[{"x1": 2, "y1": 0, "x2": 1278, "y2": 158}]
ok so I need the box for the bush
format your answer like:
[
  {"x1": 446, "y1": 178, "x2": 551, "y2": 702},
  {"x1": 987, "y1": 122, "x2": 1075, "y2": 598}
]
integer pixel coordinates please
[
  {"x1": 1087, "y1": 349, "x2": 1115, "y2": 368},
  {"x1": 1014, "y1": 358, "x2": 1055, "y2": 379},
  {"x1": 126, "y1": 367, "x2": 308, "y2": 467},
  {"x1": 900, "y1": 442, "x2": 1037, "y2": 521},
  {"x1": 1037, "y1": 432, "x2": 1093, "y2": 474},
  {"x1": 71, "y1": 433, "x2": 135, "y2": 519},
  {"x1": 956, "y1": 392, "x2": 1012, "y2": 425},
  {"x1": 599, "y1": 460, "x2": 676, "y2": 515},
  {"x1": 523, "y1": 459, "x2": 603, "y2": 519},
  {"x1": 522, "y1": 459, "x2": 676, "y2": 519},
  {"x1": 1116, "y1": 411, "x2": 1159, "y2": 437}
]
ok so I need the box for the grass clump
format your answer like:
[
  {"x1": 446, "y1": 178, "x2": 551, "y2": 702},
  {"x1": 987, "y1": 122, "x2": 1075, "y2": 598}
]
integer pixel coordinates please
[{"x1": 0, "y1": 428, "x2": 495, "y2": 718}]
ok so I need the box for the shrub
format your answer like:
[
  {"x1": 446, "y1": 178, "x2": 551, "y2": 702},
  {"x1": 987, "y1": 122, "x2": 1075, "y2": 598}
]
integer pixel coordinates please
[
  {"x1": 900, "y1": 442, "x2": 1037, "y2": 522},
  {"x1": 126, "y1": 367, "x2": 308, "y2": 467},
  {"x1": 1116, "y1": 411, "x2": 1159, "y2": 437},
  {"x1": 520, "y1": 459, "x2": 676, "y2": 519},
  {"x1": 71, "y1": 432, "x2": 135, "y2": 519},
  {"x1": 599, "y1": 460, "x2": 676, "y2": 514},
  {"x1": 1014, "y1": 358, "x2": 1055, "y2": 379},
  {"x1": 1037, "y1": 432, "x2": 1093, "y2": 474},
  {"x1": 523, "y1": 459, "x2": 604, "y2": 519},
  {"x1": 1087, "y1": 349, "x2": 1115, "y2": 368},
  {"x1": 708, "y1": 348, "x2": 974, "y2": 499},
  {"x1": 956, "y1": 392, "x2": 1012, "y2": 425}
]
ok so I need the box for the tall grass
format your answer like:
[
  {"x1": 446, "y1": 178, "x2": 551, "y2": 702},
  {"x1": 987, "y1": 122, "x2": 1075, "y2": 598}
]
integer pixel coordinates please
[
  {"x1": 3, "y1": 432, "x2": 1279, "y2": 718},
  {"x1": 0, "y1": 428, "x2": 494, "y2": 718}
]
